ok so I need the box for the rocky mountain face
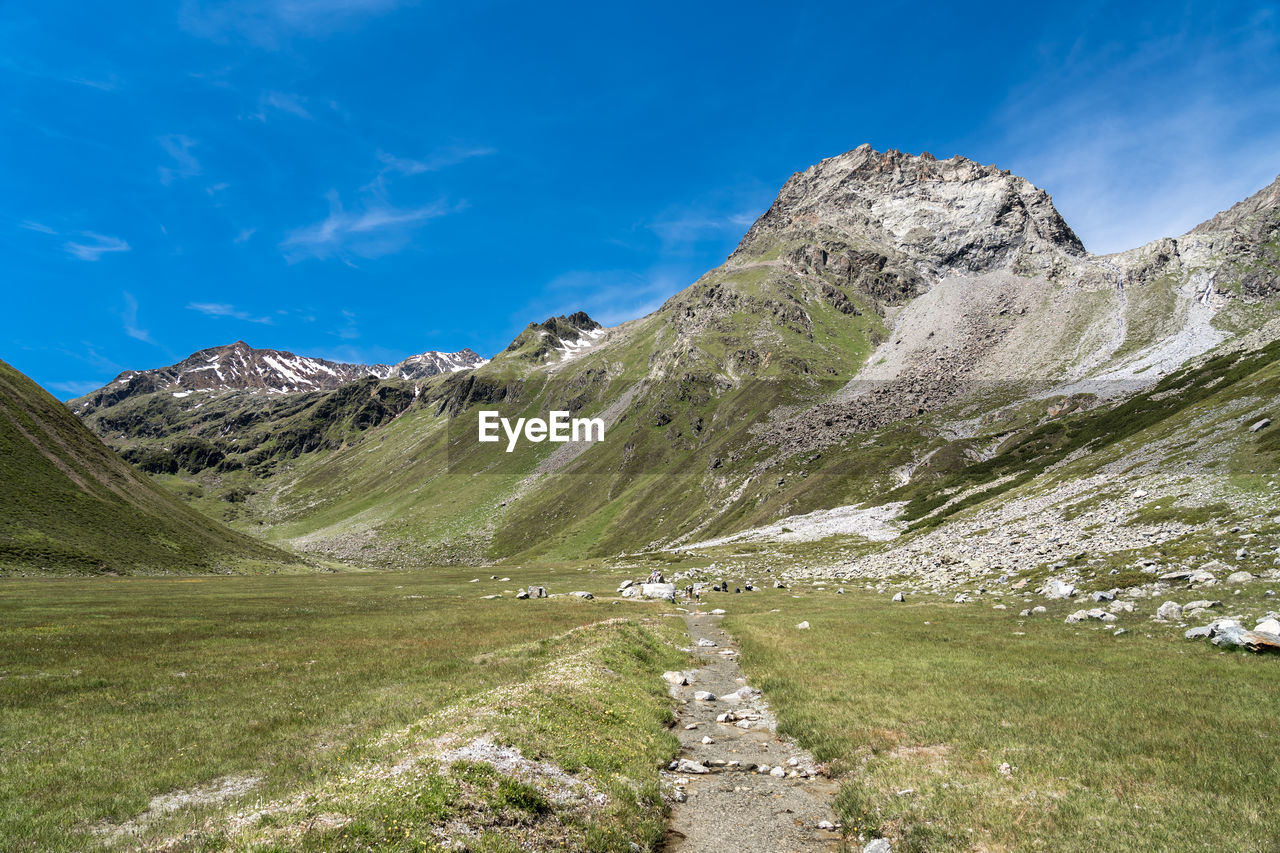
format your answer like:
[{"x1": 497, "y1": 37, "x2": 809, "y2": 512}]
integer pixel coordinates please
[
  {"x1": 72, "y1": 341, "x2": 486, "y2": 414},
  {"x1": 66, "y1": 146, "x2": 1280, "y2": 568},
  {"x1": 700, "y1": 148, "x2": 1280, "y2": 457}
]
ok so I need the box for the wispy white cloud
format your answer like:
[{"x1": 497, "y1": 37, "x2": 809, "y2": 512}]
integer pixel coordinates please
[
  {"x1": 59, "y1": 342, "x2": 122, "y2": 375},
  {"x1": 334, "y1": 308, "x2": 360, "y2": 340},
  {"x1": 121, "y1": 292, "x2": 155, "y2": 344},
  {"x1": 249, "y1": 90, "x2": 312, "y2": 121},
  {"x1": 47, "y1": 379, "x2": 103, "y2": 396},
  {"x1": 307, "y1": 342, "x2": 405, "y2": 365},
  {"x1": 280, "y1": 189, "x2": 449, "y2": 261},
  {"x1": 158, "y1": 134, "x2": 201, "y2": 184},
  {"x1": 0, "y1": 56, "x2": 121, "y2": 92},
  {"x1": 647, "y1": 211, "x2": 759, "y2": 249},
  {"x1": 986, "y1": 6, "x2": 1280, "y2": 253},
  {"x1": 234, "y1": 227, "x2": 256, "y2": 243},
  {"x1": 528, "y1": 268, "x2": 688, "y2": 328},
  {"x1": 638, "y1": 184, "x2": 774, "y2": 259},
  {"x1": 187, "y1": 302, "x2": 275, "y2": 324},
  {"x1": 64, "y1": 232, "x2": 130, "y2": 261},
  {"x1": 65, "y1": 75, "x2": 119, "y2": 92},
  {"x1": 179, "y1": 0, "x2": 408, "y2": 47},
  {"x1": 19, "y1": 220, "x2": 56, "y2": 234},
  {"x1": 361, "y1": 146, "x2": 495, "y2": 195},
  {"x1": 375, "y1": 145, "x2": 496, "y2": 176}
]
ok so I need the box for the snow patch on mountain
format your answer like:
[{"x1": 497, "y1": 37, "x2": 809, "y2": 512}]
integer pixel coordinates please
[{"x1": 554, "y1": 328, "x2": 605, "y2": 361}]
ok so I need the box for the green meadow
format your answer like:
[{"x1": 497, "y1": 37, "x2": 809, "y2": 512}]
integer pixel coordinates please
[
  {"x1": 722, "y1": 587, "x2": 1280, "y2": 851},
  {"x1": 0, "y1": 568, "x2": 685, "y2": 852},
  {"x1": 4, "y1": 562, "x2": 1280, "y2": 851}
]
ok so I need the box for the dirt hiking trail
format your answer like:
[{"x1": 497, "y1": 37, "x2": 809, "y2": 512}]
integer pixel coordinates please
[{"x1": 662, "y1": 611, "x2": 842, "y2": 852}]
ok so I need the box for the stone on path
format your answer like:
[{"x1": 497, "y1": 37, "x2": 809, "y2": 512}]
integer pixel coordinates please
[
  {"x1": 570, "y1": 591, "x2": 594, "y2": 599},
  {"x1": 796, "y1": 621, "x2": 810, "y2": 630}
]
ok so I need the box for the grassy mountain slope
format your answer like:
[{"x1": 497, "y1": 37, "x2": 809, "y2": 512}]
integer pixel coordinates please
[{"x1": 0, "y1": 359, "x2": 302, "y2": 575}]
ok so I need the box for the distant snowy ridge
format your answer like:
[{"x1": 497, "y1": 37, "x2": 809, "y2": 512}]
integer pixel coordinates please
[{"x1": 75, "y1": 340, "x2": 487, "y2": 407}]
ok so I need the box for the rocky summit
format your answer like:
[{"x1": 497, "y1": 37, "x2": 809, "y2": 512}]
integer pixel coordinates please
[{"x1": 734, "y1": 145, "x2": 1086, "y2": 277}]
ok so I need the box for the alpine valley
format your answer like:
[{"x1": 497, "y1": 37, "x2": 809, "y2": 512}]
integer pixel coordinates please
[{"x1": 6, "y1": 145, "x2": 1280, "y2": 853}]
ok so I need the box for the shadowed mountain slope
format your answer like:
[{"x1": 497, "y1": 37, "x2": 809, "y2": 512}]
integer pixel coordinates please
[{"x1": 0, "y1": 359, "x2": 302, "y2": 574}]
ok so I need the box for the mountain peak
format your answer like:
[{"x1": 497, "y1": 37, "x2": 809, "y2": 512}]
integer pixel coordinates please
[
  {"x1": 500, "y1": 311, "x2": 606, "y2": 363},
  {"x1": 734, "y1": 145, "x2": 1084, "y2": 274}
]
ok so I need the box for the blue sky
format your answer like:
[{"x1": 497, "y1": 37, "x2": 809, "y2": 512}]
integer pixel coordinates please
[{"x1": 3, "y1": 0, "x2": 1279, "y2": 397}]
